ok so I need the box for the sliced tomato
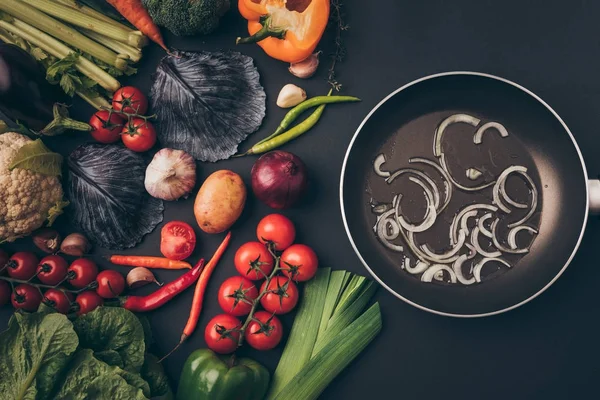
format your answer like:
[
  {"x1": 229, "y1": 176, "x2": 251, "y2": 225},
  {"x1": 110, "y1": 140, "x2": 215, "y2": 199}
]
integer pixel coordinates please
[{"x1": 160, "y1": 221, "x2": 197, "y2": 261}]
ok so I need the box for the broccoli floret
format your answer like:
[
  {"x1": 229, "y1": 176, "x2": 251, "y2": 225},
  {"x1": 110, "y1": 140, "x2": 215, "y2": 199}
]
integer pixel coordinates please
[{"x1": 142, "y1": 0, "x2": 230, "y2": 36}]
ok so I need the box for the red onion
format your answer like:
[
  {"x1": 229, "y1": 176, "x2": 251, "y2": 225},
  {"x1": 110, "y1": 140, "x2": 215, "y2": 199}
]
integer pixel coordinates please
[{"x1": 251, "y1": 150, "x2": 308, "y2": 209}]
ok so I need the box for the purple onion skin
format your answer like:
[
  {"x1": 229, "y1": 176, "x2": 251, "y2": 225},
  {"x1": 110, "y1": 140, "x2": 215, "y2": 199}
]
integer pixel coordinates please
[{"x1": 251, "y1": 150, "x2": 308, "y2": 209}]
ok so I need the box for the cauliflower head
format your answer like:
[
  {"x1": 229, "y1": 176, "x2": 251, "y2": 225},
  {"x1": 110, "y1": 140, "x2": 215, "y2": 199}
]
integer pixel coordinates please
[{"x1": 0, "y1": 132, "x2": 65, "y2": 242}]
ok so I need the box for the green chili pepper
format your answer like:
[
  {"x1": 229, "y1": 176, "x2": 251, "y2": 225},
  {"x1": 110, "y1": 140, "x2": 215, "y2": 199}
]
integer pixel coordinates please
[
  {"x1": 247, "y1": 102, "x2": 328, "y2": 155},
  {"x1": 254, "y1": 90, "x2": 360, "y2": 147}
]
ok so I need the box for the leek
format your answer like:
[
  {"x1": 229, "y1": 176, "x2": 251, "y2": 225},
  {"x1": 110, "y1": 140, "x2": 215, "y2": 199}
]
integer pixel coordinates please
[
  {"x1": 272, "y1": 303, "x2": 382, "y2": 400},
  {"x1": 22, "y1": 0, "x2": 146, "y2": 48},
  {"x1": 0, "y1": 0, "x2": 128, "y2": 70},
  {"x1": 268, "y1": 269, "x2": 381, "y2": 400},
  {"x1": 0, "y1": 17, "x2": 120, "y2": 92}
]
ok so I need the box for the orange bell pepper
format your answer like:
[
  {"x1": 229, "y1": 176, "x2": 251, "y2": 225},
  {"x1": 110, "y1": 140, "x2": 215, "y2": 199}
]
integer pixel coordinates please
[{"x1": 236, "y1": 0, "x2": 330, "y2": 63}]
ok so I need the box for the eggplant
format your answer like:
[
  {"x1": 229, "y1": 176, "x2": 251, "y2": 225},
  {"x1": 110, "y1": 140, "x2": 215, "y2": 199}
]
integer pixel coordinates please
[{"x1": 0, "y1": 43, "x2": 90, "y2": 135}]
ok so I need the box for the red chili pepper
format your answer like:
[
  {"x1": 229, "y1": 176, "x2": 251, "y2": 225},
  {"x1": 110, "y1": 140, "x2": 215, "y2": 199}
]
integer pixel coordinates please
[{"x1": 121, "y1": 258, "x2": 205, "y2": 312}]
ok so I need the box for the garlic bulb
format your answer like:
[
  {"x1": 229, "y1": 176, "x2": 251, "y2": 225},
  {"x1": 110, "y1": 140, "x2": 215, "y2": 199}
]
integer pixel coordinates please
[
  {"x1": 277, "y1": 84, "x2": 307, "y2": 108},
  {"x1": 145, "y1": 148, "x2": 196, "y2": 201},
  {"x1": 289, "y1": 52, "x2": 320, "y2": 79}
]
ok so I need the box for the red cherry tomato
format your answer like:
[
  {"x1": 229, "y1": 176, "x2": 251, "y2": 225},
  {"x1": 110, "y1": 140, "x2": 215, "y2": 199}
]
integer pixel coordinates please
[
  {"x1": 95, "y1": 270, "x2": 126, "y2": 299},
  {"x1": 260, "y1": 276, "x2": 299, "y2": 315},
  {"x1": 11, "y1": 284, "x2": 42, "y2": 311},
  {"x1": 121, "y1": 118, "x2": 156, "y2": 152},
  {"x1": 217, "y1": 276, "x2": 259, "y2": 316},
  {"x1": 75, "y1": 291, "x2": 103, "y2": 315},
  {"x1": 160, "y1": 221, "x2": 196, "y2": 261},
  {"x1": 6, "y1": 252, "x2": 38, "y2": 280},
  {"x1": 280, "y1": 244, "x2": 319, "y2": 282},
  {"x1": 37, "y1": 255, "x2": 69, "y2": 286},
  {"x1": 204, "y1": 314, "x2": 241, "y2": 354},
  {"x1": 89, "y1": 110, "x2": 125, "y2": 144},
  {"x1": 112, "y1": 86, "x2": 148, "y2": 114},
  {"x1": 43, "y1": 289, "x2": 72, "y2": 314},
  {"x1": 234, "y1": 242, "x2": 274, "y2": 280},
  {"x1": 245, "y1": 311, "x2": 283, "y2": 351},
  {"x1": 256, "y1": 214, "x2": 296, "y2": 251},
  {"x1": 0, "y1": 280, "x2": 10, "y2": 306},
  {"x1": 68, "y1": 258, "x2": 99, "y2": 289}
]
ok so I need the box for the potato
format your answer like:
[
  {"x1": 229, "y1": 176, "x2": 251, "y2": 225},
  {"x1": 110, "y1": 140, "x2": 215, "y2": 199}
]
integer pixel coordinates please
[{"x1": 194, "y1": 170, "x2": 246, "y2": 234}]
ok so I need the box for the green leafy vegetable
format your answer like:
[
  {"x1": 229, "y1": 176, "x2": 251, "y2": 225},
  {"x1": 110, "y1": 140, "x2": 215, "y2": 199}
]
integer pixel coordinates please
[
  {"x1": 8, "y1": 138, "x2": 63, "y2": 176},
  {"x1": 73, "y1": 307, "x2": 146, "y2": 372},
  {"x1": 0, "y1": 312, "x2": 78, "y2": 399},
  {"x1": 46, "y1": 199, "x2": 70, "y2": 226},
  {"x1": 141, "y1": 353, "x2": 173, "y2": 398},
  {"x1": 54, "y1": 349, "x2": 149, "y2": 399}
]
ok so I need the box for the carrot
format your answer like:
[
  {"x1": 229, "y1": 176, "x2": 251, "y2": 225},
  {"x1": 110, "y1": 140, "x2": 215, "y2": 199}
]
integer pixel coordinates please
[
  {"x1": 109, "y1": 255, "x2": 192, "y2": 270},
  {"x1": 159, "y1": 232, "x2": 232, "y2": 362},
  {"x1": 105, "y1": 0, "x2": 168, "y2": 52}
]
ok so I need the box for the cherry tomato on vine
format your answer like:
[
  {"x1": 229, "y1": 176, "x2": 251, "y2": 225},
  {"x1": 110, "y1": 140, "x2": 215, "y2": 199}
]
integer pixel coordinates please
[
  {"x1": 11, "y1": 284, "x2": 42, "y2": 311},
  {"x1": 217, "y1": 276, "x2": 258, "y2": 316},
  {"x1": 37, "y1": 255, "x2": 68, "y2": 286},
  {"x1": 6, "y1": 252, "x2": 38, "y2": 280},
  {"x1": 280, "y1": 244, "x2": 318, "y2": 282},
  {"x1": 89, "y1": 110, "x2": 125, "y2": 144},
  {"x1": 204, "y1": 314, "x2": 241, "y2": 354},
  {"x1": 160, "y1": 221, "x2": 196, "y2": 261},
  {"x1": 95, "y1": 270, "x2": 125, "y2": 299},
  {"x1": 234, "y1": 242, "x2": 274, "y2": 280},
  {"x1": 68, "y1": 258, "x2": 99, "y2": 289},
  {"x1": 112, "y1": 86, "x2": 148, "y2": 114},
  {"x1": 0, "y1": 280, "x2": 10, "y2": 306},
  {"x1": 245, "y1": 311, "x2": 283, "y2": 351},
  {"x1": 121, "y1": 118, "x2": 156, "y2": 152},
  {"x1": 43, "y1": 289, "x2": 72, "y2": 314},
  {"x1": 256, "y1": 214, "x2": 296, "y2": 251},
  {"x1": 75, "y1": 291, "x2": 103, "y2": 315},
  {"x1": 260, "y1": 276, "x2": 299, "y2": 315}
]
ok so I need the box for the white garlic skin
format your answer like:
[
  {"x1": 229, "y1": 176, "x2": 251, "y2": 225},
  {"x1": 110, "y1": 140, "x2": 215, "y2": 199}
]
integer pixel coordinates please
[
  {"x1": 288, "y1": 52, "x2": 320, "y2": 79},
  {"x1": 277, "y1": 84, "x2": 307, "y2": 108},
  {"x1": 145, "y1": 148, "x2": 197, "y2": 201}
]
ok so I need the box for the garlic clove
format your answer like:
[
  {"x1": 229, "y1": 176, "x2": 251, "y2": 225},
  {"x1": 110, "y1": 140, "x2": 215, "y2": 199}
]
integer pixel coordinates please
[
  {"x1": 289, "y1": 52, "x2": 320, "y2": 79},
  {"x1": 33, "y1": 228, "x2": 61, "y2": 254},
  {"x1": 145, "y1": 148, "x2": 197, "y2": 201},
  {"x1": 127, "y1": 267, "x2": 163, "y2": 289},
  {"x1": 60, "y1": 233, "x2": 91, "y2": 256},
  {"x1": 277, "y1": 84, "x2": 307, "y2": 108}
]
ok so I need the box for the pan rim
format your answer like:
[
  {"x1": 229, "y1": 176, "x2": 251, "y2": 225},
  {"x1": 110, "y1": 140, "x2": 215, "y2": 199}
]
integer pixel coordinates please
[{"x1": 339, "y1": 71, "x2": 589, "y2": 318}]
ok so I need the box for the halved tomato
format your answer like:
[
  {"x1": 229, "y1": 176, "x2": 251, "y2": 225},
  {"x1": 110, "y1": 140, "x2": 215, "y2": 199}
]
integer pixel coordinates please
[{"x1": 160, "y1": 221, "x2": 197, "y2": 261}]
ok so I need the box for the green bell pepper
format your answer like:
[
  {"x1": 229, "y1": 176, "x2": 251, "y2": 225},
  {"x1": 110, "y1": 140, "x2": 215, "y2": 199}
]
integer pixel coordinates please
[{"x1": 177, "y1": 349, "x2": 270, "y2": 400}]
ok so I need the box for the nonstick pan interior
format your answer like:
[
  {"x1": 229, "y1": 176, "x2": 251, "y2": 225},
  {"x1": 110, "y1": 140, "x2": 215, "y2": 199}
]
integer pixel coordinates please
[{"x1": 340, "y1": 72, "x2": 588, "y2": 317}]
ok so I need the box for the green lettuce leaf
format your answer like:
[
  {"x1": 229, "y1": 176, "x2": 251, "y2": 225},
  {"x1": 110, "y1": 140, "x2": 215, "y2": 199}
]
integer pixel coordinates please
[
  {"x1": 73, "y1": 307, "x2": 145, "y2": 372},
  {"x1": 54, "y1": 349, "x2": 148, "y2": 400},
  {"x1": 141, "y1": 353, "x2": 173, "y2": 398},
  {"x1": 0, "y1": 312, "x2": 78, "y2": 399}
]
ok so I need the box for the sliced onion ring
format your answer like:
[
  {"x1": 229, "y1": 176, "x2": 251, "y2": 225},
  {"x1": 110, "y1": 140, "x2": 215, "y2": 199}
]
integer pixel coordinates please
[
  {"x1": 471, "y1": 227, "x2": 502, "y2": 258},
  {"x1": 374, "y1": 209, "x2": 404, "y2": 252},
  {"x1": 473, "y1": 122, "x2": 509, "y2": 144},
  {"x1": 491, "y1": 218, "x2": 528, "y2": 254},
  {"x1": 473, "y1": 258, "x2": 511, "y2": 283},
  {"x1": 440, "y1": 153, "x2": 496, "y2": 192},
  {"x1": 386, "y1": 168, "x2": 441, "y2": 211},
  {"x1": 465, "y1": 243, "x2": 477, "y2": 260},
  {"x1": 450, "y1": 204, "x2": 498, "y2": 245},
  {"x1": 396, "y1": 177, "x2": 437, "y2": 233},
  {"x1": 508, "y1": 173, "x2": 538, "y2": 228},
  {"x1": 433, "y1": 114, "x2": 481, "y2": 157},
  {"x1": 408, "y1": 157, "x2": 453, "y2": 213},
  {"x1": 453, "y1": 254, "x2": 475, "y2": 285},
  {"x1": 466, "y1": 168, "x2": 483, "y2": 180},
  {"x1": 373, "y1": 153, "x2": 390, "y2": 177},
  {"x1": 405, "y1": 259, "x2": 430, "y2": 275},
  {"x1": 507, "y1": 225, "x2": 538, "y2": 250},
  {"x1": 494, "y1": 166, "x2": 529, "y2": 213},
  {"x1": 421, "y1": 264, "x2": 457, "y2": 283},
  {"x1": 477, "y1": 213, "x2": 494, "y2": 238}
]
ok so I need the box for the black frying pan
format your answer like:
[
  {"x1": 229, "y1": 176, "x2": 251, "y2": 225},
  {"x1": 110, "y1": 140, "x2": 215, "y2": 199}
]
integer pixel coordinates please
[{"x1": 340, "y1": 72, "x2": 597, "y2": 317}]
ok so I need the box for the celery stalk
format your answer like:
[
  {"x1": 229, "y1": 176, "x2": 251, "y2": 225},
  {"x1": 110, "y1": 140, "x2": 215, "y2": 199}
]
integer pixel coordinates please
[
  {"x1": 22, "y1": 0, "x2": 146, "y2": 48},
  {"x1": 272, "y1": 303, "x2": 382, "y2": 400},
  {"x1": 0, "y1": 17, "x2": 120, "y2": 92},
  {"x1": 268, "y1": 268, "x2": 330, "y2": 398},
  {"x1": 55, "y1": 0, "x2": 137, "y2": 33},
  {"x1": 0, "y1": 0, "x2": 128, "y2": 70},
  {"x1": 76, "y1": 91, "x2": 111, "y2": 110},
  {"x1": 80, "y1": 29, "x2": 142, "y2": 63}
]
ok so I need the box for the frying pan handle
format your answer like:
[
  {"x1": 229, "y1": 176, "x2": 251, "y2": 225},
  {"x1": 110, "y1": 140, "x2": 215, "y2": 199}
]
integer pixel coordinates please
[{"x1": 588, "y1": 180, "x2": 600, "y2": 215}]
